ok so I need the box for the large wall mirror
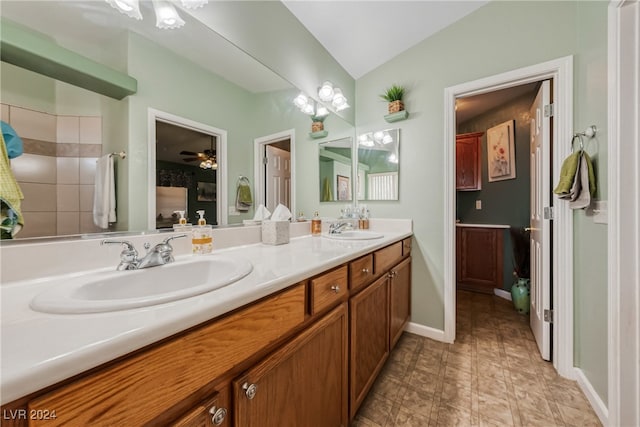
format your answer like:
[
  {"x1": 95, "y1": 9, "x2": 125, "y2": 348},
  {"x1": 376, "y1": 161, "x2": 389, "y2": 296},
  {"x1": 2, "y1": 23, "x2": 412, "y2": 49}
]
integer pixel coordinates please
[{"x1": 1, "y1": 0, "x2": 355, "y2": 240}]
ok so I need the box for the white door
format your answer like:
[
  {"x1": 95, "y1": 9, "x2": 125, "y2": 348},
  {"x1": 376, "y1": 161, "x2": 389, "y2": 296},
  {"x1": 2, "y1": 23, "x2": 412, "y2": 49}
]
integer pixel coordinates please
[
  {"x1": 265, "y1": 145, "x2": 291, "y2": 212},
  {"x1": 529, "y1": 80, "x2": 552, "y2": 360}
]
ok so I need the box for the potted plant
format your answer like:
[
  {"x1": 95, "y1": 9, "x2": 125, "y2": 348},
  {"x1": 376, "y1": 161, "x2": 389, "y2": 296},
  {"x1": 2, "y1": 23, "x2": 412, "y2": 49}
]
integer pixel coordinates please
[
  {"x1": 380, "y1": 84, "x2": 405, "y2": 114},
  {"x1": 509, "y1": 227, "x2": 531, "y2": 314},
  {"x1": 311, "y1": 113, "x2": 326, "y2": 133}
]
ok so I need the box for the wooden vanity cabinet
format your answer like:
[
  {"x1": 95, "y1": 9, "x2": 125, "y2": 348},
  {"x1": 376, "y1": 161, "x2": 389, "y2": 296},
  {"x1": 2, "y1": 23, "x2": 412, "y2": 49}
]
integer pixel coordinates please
[
  {"x1": 456, "y1": 132, "x2": 483, "y2": 191},
  {"x1": 5, "y1": 238, "x2": 412, "y2": 427},
  {"x1": 349, "y1": 274, "x2": 390, "y2": 419},
  {"x1": 172, "y1": 386, "x2": 231, "y2": 427},
  {"x1": 389, "y1": 257, "x2": 411, "y2": 350},
  {"x1": 233, "y1": 304, "x2": 348, "y2": 427}
]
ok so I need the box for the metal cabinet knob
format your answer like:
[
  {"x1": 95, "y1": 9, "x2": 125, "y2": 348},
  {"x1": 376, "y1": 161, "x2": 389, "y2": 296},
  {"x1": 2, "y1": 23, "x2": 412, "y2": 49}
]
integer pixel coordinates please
[
  {"x1": 361, "y1": 268, "x2": 370, "y2": 274},
  {"x1": 209, "y1": 406, "x2": 227, "y2": 425},
  {"x1": 330, "y1": 285, "x2": 340, "y2": 293},
  {"x1": 242, "y1": 382, "x2": 257, "y2": 400}
]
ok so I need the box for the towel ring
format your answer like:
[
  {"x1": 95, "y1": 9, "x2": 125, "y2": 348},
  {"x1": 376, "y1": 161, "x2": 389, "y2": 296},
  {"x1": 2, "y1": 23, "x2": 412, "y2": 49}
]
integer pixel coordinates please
[{"x1": 571, "y1": 134, "x2": 584, "y2": 153}]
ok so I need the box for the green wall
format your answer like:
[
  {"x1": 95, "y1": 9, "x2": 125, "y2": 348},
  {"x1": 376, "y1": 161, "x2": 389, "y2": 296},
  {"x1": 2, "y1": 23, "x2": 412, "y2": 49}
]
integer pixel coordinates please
[{"x1": 355, "y1": 0, "x2": 609, "y2": 402}]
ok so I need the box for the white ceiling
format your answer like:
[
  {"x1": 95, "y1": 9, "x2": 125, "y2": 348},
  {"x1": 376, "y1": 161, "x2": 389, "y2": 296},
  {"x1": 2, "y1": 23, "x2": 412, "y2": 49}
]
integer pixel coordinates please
[{"x1": 282, "y1": 0, "x2": 489, "y2": 79}]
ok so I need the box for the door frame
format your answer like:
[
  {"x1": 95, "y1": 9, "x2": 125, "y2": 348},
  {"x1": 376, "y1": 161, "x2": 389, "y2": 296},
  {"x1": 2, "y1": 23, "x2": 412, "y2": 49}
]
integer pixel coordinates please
[
  {"x1": 147, "y1": 108, "x2": 228, "y2": 227},
  {"x1": 444, "y1": 56, "x2": 575, "y2": 378},
  {"x1": 608, "y1": 1, "x2": 640, "y2": 426},
  {"x1": 253, "y1": 129, "x2": 296, "y2": 215}
]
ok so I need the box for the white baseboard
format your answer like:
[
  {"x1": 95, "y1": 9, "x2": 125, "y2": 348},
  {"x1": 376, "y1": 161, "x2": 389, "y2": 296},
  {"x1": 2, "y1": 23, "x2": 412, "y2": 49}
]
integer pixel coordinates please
[
  {"x1": 405, "y1": 322, "x2": 447, "y2": 342},
  {"x1": 575, "y1": 368, "x2": 608, "y2": 426},
  {"x1": 494, "y1": 288, "x2": 512, "y2": 301}
]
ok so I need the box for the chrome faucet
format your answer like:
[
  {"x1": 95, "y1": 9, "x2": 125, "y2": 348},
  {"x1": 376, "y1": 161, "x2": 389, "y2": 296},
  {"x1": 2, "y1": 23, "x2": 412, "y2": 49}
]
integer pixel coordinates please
[
  {"x1": 328, "y1": 221, "x2": 353, "y2": 235},
  {"x1": 102, "y1": 235, "x2": 186, "y2": 270}
]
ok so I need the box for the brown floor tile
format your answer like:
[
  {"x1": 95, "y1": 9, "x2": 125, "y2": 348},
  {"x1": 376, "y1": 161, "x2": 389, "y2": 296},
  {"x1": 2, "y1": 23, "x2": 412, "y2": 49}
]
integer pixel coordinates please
[{"x1": 354, "y1": 291, "x2": 602, "y2": 427}]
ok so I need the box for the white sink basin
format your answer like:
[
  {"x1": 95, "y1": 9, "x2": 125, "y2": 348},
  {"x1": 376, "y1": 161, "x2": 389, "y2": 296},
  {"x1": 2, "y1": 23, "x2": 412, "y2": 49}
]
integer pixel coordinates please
[
  {"x1": 30, "y1": 255, "x2": 253, "y2": 314},
  {"x1": 323, "y1": 230, "x2": 384, "y2": 240}
]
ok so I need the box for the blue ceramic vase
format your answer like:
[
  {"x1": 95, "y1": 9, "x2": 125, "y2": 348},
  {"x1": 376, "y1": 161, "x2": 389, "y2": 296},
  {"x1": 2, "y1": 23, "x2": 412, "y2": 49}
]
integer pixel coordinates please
[{"x1": 511, "y1": 278, "x2": 530, "y2": 314}]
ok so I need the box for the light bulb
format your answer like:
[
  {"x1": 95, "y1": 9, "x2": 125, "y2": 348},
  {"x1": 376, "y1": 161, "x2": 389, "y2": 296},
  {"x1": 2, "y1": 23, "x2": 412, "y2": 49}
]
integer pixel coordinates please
[
  {"x1": 302, "y1": 102, "x2": 315, "y2": 115},
  {"x1": 152, "y1": 0, "x2": 185, "y2": 29},
  {"x1": 293, "y1": 93, "x2": 308, "y2": 109},
  {"x1": 382, "y1": 134, "x2": 393, "y2": 144},
  {"x1": 332, "y1": 88, "x2": 346, "y2": 108},
  {"x1": 335, "y1": 102, "x2": 350, "y2": 112},
  {"x1": 315, "y1": 106, "x2": 329, "y2": 117},
  {"x1": 106, "y1": 0, "x2": 142, "y2": 19},
  {"x1": 318, "y1": 81, "x2": 334, "y2": 102},
  {"x1": 373, "y1": 131, "x2": 384, "y2": 142}
]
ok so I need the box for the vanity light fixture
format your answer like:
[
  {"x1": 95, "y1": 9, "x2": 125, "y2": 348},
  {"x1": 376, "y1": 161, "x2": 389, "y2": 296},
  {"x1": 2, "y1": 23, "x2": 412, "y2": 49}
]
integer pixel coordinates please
[
  {"x1": 152, "y1": 0, "x2": 185, "y2": 29},
  {"x1": 318, "y1": 81, "x2": 335, "y2": 102},
  {"x1": 105, "y1": 0, "x2": 142, "y2": 20},
  {"x1": 200, "y1": 158, "x2": 217, "y2": 170},
  {"x1": 301, "y1": 102, "x2": 315, "y2": 115},
  {"x1": 315, "y1": 106, "x2": 329, "y2": 117}
]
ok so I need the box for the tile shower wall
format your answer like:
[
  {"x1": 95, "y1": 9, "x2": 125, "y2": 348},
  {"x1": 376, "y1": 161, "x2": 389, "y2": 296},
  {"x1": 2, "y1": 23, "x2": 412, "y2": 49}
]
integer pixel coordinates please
[{"x1": 3, "y1": 103, "x2": 102, "y2": 237}]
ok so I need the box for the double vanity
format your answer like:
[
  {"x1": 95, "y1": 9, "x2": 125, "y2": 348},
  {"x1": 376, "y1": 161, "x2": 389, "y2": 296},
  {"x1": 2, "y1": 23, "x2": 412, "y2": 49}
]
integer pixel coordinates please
[{"x1": 1, "y1": 220, "x2": 412, "y2": 426}]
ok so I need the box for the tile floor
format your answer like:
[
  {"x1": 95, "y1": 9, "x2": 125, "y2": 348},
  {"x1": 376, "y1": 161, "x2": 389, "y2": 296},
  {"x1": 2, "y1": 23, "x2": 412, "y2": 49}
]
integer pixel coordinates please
[{"x1": 353, "y1": 290, "x2": 602, "y2": 426}]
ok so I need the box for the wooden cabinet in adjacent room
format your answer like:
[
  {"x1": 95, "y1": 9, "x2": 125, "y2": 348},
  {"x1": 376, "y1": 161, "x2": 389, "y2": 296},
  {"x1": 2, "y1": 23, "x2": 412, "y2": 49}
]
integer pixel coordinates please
[
  {"x1": 456, "y1": 132, "x2": 483, "y2": 191},
  {"x1": 456, "y1": 226, "x2": 504, "y2": 293}
]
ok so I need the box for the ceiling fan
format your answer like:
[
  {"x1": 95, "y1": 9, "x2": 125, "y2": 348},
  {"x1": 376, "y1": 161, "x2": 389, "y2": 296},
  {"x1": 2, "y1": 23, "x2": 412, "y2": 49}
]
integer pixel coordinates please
[{"x1": 179, "y1": 136, "x2": 217, "y2": 170}]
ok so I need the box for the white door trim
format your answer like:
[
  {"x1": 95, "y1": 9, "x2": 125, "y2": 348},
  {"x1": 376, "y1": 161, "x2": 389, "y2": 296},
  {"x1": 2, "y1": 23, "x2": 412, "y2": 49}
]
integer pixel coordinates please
[
  {"x1": 608, "y1": 1, "x2": 640, "y2": 426},
  {"x1": 253, "y1": 129, "x2": 296, "y2": 215},
  {"x1": 147, "y1": 108, "x2": 228, "y2": 228},
  {"x1": 444, "y1": 56, "x2": 575, "y2": 378}
]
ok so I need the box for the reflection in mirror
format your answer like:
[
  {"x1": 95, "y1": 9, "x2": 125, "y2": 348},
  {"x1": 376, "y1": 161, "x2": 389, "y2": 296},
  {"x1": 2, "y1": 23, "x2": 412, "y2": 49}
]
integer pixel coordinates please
[
  {"x1": 155, "y1": 120, "x2": 219, "y2": 228},
  {"x1": 357, "y1": 128, "x2": 400, "y2": 201},
  {"x1": 318, "y1": 137, "x2": 353, "y2": 202}
]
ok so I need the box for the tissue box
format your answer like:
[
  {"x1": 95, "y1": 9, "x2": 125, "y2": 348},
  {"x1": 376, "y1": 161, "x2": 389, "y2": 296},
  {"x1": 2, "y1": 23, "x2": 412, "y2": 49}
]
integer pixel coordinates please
[{"x1": 261, "y1": 220, "x2": 290, "y2": 245}]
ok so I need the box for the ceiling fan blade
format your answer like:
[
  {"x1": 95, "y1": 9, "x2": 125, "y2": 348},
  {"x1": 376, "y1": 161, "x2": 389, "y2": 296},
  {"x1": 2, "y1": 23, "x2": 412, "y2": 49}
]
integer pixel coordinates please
[{"x1": 179, "y1": 150, "x2": 198, "y2": 156}]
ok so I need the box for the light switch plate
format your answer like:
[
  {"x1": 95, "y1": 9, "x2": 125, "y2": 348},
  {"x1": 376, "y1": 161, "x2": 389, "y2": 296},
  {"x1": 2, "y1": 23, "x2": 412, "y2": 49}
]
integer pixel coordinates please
[
  {"x1": 475, "y1": 200, "x2": 482, "y2": 210},
  {"x1": 590, "y1": 200, "x2": 607, "y2": 224}
]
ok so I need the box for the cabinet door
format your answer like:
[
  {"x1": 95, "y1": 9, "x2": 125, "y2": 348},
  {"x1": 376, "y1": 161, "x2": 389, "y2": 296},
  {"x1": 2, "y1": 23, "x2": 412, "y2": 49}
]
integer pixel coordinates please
[
  {"x1": 456, "y1": 132, "x2": 483, "y2": 191},
  {"x1": 349, "y1": 275, "x2": 389, "y2": 419},
  {"x1": 458, "y1": 227, "x2": 503, "y2": 293},
  {"x1": 233, "y1": 304, "x2": 348, "y2": 427},
  {"x1": 171, "y1": 387, "x2": 230, "y2": 427},
  {"x1": 389, "y1": 257, "x2": 411, "y2": 350}
]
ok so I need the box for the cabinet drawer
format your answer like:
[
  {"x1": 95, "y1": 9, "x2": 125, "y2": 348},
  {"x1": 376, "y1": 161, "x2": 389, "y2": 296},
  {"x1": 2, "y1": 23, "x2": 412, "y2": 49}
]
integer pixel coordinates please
[
  {"x1": 310, "y1": 265, "x2": 348, "y2": 315},
  {"x1": 374, "y1": 242, "x2": 403, "y2": 276},
  {"x1": 27, "y1": 284, "x2": 306, "y2": 426},
  {"x1": 402, "y1": 238, "x2": 411, "y2": 256},
  {"x1": 349, "y1": 254, "x2": 374, "y2": 293}
]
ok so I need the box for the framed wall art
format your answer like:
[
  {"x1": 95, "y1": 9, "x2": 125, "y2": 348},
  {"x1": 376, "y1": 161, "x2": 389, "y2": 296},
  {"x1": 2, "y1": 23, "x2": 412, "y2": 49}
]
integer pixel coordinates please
[{"x1": 487, "y1": 120, "x2": 516, "y2": 182}]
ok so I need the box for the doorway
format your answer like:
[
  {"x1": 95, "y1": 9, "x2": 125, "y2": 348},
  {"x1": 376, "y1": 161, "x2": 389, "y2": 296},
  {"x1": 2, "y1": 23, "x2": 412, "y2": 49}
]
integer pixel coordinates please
[
  {"x1": 454, "y1": 80, "x2": 553, "y2": 362},
  {"x1": 444, "y1": 56, "x2": 575, "y2": 379},
  {"x1": 147, "y1": 108, "x2": 228, "y2": 228},
  {"x1": 254, "y1": 129, "x2": 296, "y2": 214}
]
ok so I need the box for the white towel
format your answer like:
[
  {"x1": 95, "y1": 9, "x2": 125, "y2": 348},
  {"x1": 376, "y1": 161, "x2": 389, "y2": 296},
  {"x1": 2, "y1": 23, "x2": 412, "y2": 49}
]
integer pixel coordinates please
[{"x1": 93, "y1": 155, "x2": 116, "y2": 229}]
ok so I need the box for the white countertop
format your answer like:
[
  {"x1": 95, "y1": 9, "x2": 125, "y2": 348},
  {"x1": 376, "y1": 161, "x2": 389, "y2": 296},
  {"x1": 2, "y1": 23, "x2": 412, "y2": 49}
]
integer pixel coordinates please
[
  {"x1": 455, "y1": 223, "x2": 510, "y2": 229},
  {"x1": 1, "y1": 228, "x2": 411, "y2": 404}
]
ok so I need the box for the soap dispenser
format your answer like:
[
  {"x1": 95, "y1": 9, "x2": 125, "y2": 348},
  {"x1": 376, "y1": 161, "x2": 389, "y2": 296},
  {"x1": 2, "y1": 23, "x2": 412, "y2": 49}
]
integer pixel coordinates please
[
  {"x1": 311, "y1": 211, "x2": 322, "y2": 236},
  {"x1": 192, "y1": 210, "x2": 213, "y2": 254},
  {"x1": 172, "y1": 210, "x2": 192, "y2": 231}
]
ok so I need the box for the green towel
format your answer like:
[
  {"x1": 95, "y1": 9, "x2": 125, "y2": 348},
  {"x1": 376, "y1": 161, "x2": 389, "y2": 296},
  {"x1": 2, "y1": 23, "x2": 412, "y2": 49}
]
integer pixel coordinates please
[
  {"x1": 0, "y1": 132, "x2": 24, "y2": 238},
  {"x1": 582, "y1": 151, "x2": 596, "y2": 197},
  {"x1": 236, "y1": 182, "x2": 252, "y2": 211},
  {"x1": 554, "y1": 150, "x2": 581, "y2": 195},
  {"x1": 322, "y1": 177, "x2": 333, "y2": 202}
]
